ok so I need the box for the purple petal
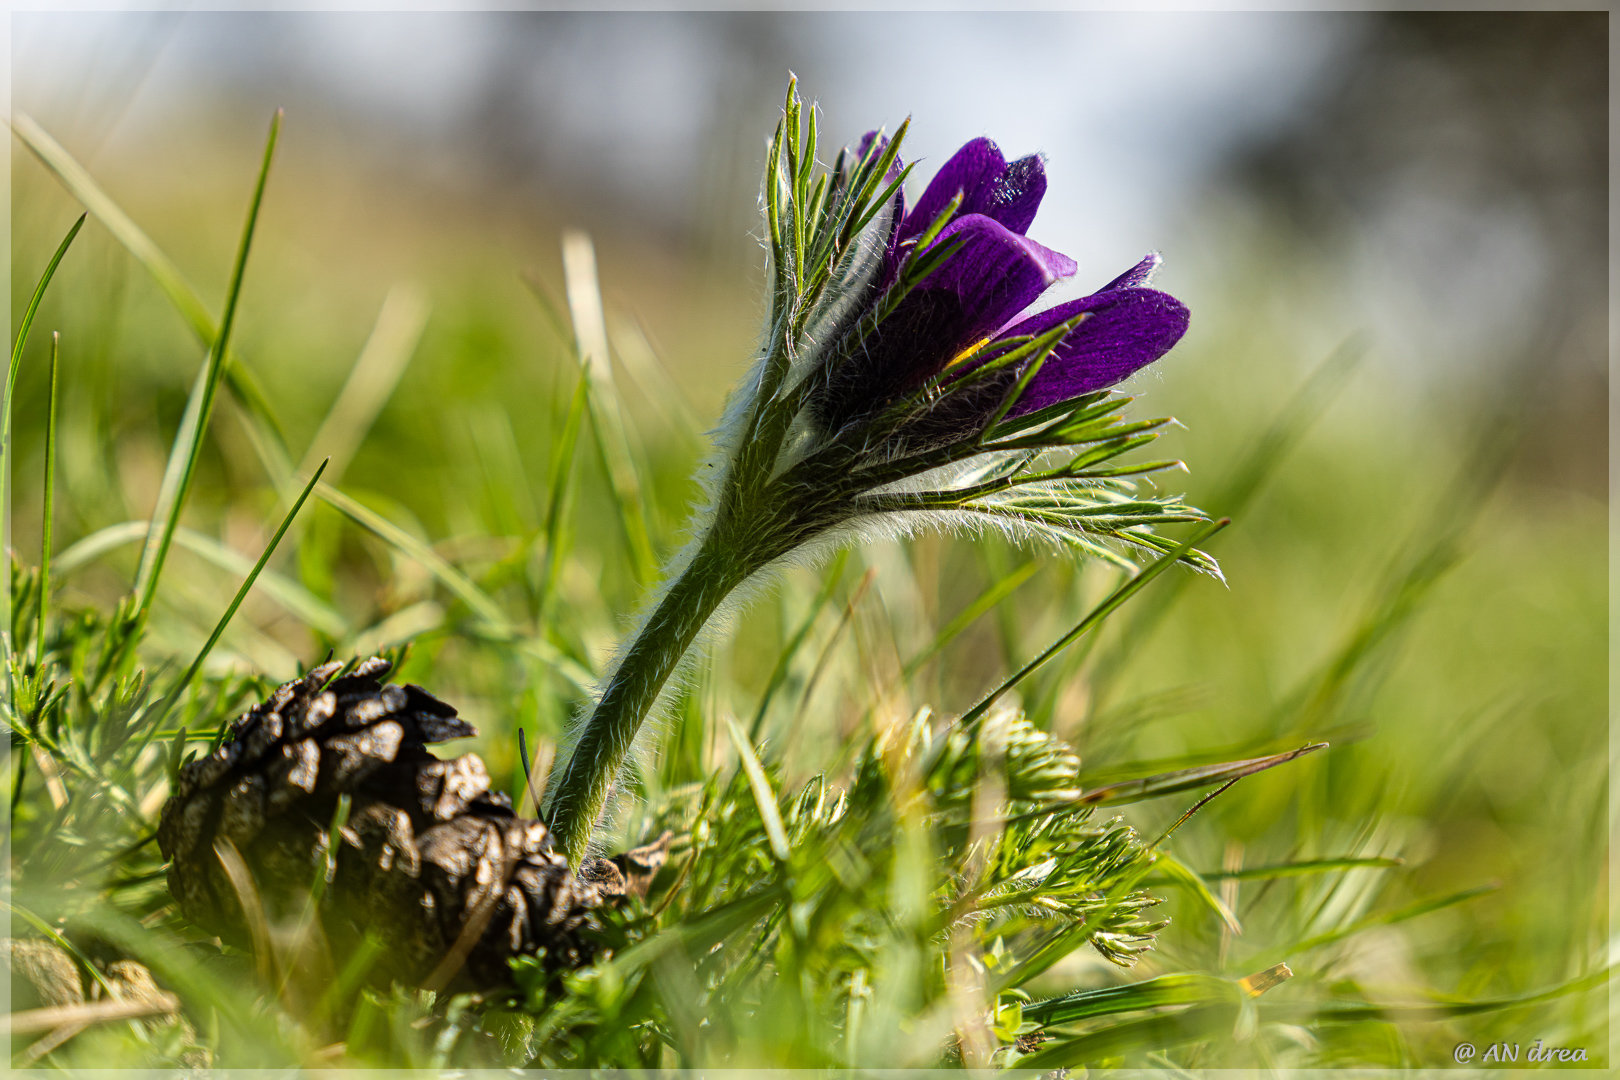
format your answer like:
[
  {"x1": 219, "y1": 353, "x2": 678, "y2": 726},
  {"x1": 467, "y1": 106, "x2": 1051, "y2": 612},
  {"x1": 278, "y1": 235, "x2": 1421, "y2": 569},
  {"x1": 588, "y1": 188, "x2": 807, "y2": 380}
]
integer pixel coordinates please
[
  {"x1": 924, "y1": 213, "x2": 1076, "y2": 343},
  {"x1": 1101, "y1": 252, "x2": 1162, "y2": 291},
  {"x1": 1002, "y1": 288, "x2": 1190, "y2": 415},
  {"x1": 901, "y1": 137, "x2": 1048, "y2": 244},
  {"x1": 809, "y1": 217, "x2": 1076, "y2": 433}
]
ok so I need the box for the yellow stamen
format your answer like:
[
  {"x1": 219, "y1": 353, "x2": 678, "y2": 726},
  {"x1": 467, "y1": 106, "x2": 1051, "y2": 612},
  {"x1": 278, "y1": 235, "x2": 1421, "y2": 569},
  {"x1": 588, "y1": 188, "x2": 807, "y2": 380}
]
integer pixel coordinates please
[
  {"x1": 948, "y1": 337, "x2": 992, "y2": 368},
  {"x1": 1239, "y1": 963, "x2": 1293, "y2": 998}
]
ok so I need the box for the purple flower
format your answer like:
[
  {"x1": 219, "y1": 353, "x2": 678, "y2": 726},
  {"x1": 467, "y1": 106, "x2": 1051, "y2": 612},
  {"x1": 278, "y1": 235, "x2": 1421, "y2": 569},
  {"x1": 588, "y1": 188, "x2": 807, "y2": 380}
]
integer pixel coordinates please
[{"x1": 820, "y1": 136, "x2": 1189, "y2": 432}]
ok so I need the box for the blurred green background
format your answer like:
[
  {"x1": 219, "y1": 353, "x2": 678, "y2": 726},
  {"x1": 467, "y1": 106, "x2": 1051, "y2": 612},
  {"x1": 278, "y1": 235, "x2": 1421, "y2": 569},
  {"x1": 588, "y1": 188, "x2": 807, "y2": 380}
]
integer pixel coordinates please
[{"x1": 8, "y1": 10, "x2": 1607, "y2": 1064}]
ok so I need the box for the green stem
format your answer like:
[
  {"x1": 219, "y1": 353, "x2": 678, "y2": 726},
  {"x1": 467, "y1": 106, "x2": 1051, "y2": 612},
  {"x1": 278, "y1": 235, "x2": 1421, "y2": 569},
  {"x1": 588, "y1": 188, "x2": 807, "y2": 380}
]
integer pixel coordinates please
[
  {"x1": 548, "y1": 534, "x2": 754, "y2": 865},
  {"x1": 36, "y1": 333, "x2": 61, "y2": 671}
]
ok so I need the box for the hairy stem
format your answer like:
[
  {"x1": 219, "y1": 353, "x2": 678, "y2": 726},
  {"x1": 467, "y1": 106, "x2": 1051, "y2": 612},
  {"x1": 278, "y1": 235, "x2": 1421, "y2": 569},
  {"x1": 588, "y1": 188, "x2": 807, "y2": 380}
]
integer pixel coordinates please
[{"x1": 548, "y1": 534, "x2": 753, "y2": 866}]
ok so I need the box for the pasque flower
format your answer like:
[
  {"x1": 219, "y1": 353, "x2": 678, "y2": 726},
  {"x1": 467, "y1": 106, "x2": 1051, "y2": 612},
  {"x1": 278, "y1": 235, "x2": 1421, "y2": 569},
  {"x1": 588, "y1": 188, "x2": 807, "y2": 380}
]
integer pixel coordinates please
[
  {"x1": 814, "y1": 134, "x2": 1189, "y2": 437},
  {"x1": 547, "y1": 84, "x2": 1214, "y2": 865}
]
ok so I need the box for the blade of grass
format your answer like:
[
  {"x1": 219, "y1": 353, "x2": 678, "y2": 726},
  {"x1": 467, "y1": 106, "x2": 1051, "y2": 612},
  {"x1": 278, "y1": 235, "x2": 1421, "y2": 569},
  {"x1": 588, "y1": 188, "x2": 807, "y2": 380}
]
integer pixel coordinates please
[
  {"x1": 12, "y1": 113, "x2": 288, "y2": 456},
  {"x1": 725, "y1": 716, "x2": 790, "y2": 862},
  {"x1": 519, "y1": 267, "x2": 573, "y2": 344},
  {"x1": 34, "y1": 332, "x2": 61, "y2": 669},
  {"x1": 960, "y1": 519, "x2": 1228, "y2": 730},
  {"x1": 1081, "y1": 742, "x2": 1327, "y2": 808},
  {"x1": 1022, "y1": 972, "x2": 1242, "y2": 1028},
  {"x1": 5, "y1": 213, "x2": 83, "y2": 512},
  {"x1": 316, "y1": 482, "x2": 510, "y2": 634},
  {"x1": 10, "y1": 747, "x2": 27, "y2": 812},
  {"x1": 535, "y1": 366, "x2": 591, "y2": 627},
  {"x1": 1151, "y1": 852, "x2": 1242, "y2": 935},
  {"x1": 607, "y1": 883, "x2": 786, "y2": 976},
  {"x1": 1087, "y1": 340, "x2": 1364, "y2": 705},
  {"x1": 1274, "y1": 385, "x2": 1522, "y2": 736},
  {"x1": 1022, "y1": 968, "x2": 1604, "y2": 1071},
  {"x1": 66, "y1": 899, "x2": 301, "y2": 1059},
  {"x1": 296, "y1": 284, "x2": 428, "y2": 483},
  {"x1": 561, "y1": 230, "x2": 656, "y2": 582},
  {"x1": 1146, "y1": 855, "x2": 1405, "y2": 884},
  {"x1": 750, "y1": 552, "x2": 847, "y2": 740},
  {"x1": 609, "y1": 314, "x2": 703, "y2": 442},
  {"x1": 987, "y1": 742, "x2": 1329, "y2": 834},
  {"x1": 1254, "y1": 882, "x2": 1499, "y2": 968},
  {"x1": 4, "y1": 214, "x2": 84, "y2": 643},
  {"x1": 148, "y1": 459, "x2": 327, "y2": 727},
  {"x1": 3, "y1": 898, "x2": 127, "y2": 1003},
  {"x1": 1265, "y1": 967, "x2": 1610, "y2": 1025},
  {"x1": 278, "y1": 792, "x2": 352, "y2": 1003},
  {"x1": 314, "y1": 931, "x2": 389, "y2": 1029},
  {"x1": 516, "y1": 728, "x2": 555, "y2": 818},
  {"x1": 1152, "y1": 776, "x2": 1244, "y2": 847},
  {"x1": 789, "y1": 567, "x2": 873, "y2": 739},
  {"x1": 1077, "y1": 725, "x2": 1368, "y2": 788},
  {"x1": 53, "y1": 521, "x2": 347, "y2": 638},
  {"x1": 1019, "y1": 1002, "x2": 1244, "y2": 1070},
  {"x1": 467, "y1": 403, "x2": 538, "y2": 538},
  {"x1": 129, "y1": 110, "x2": 282, "y2": 635},
  {"x1": 901, "y1": 558, "x2": 1039, "y2": 679},
  {"x1": 14, "y1": 115, "x2": 207, "y2": 334},
  {"x1": 1280, "y1": 537, "x2": 1466, "y2": 738}
]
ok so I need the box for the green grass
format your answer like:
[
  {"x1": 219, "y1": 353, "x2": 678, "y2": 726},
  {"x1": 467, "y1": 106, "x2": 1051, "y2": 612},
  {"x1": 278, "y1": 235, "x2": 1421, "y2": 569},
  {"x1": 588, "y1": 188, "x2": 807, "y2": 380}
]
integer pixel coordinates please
[{"x1": 3, "y1": 106, "x2": 1606, "y2": 1070}]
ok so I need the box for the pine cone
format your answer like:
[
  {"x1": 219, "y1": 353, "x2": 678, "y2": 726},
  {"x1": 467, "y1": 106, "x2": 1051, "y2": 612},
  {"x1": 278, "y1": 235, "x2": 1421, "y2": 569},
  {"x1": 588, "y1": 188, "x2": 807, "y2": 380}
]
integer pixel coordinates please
[{"x1": 157, "y1": 658, "x2": 668, "y2": 991}]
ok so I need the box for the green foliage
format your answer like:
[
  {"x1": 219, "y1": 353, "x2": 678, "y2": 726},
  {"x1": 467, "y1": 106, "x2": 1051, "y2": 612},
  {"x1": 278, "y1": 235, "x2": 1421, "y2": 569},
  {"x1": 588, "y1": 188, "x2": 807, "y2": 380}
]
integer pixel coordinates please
[
  {"x1": 2, "y1": 96, "x2": 1604, "y2": 1071},
  {"x1": 511, "y1": 707, "x2": 1166, "y2": 1067}
]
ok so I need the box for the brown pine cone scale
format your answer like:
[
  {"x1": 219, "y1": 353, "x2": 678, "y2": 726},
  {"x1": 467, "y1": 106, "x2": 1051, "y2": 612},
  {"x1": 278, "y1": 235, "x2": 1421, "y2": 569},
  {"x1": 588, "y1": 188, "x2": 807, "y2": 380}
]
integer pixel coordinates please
[{"x1": 157, "y1": 658, "x2": 667, "y2": 991}]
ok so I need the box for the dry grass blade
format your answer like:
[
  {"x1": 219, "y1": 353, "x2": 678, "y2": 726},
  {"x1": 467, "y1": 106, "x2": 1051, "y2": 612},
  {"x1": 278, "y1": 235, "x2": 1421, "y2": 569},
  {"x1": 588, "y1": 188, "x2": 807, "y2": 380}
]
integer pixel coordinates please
[
  {"x1": 6, "y1": 992, "x2": 179, "y2": 1038},
  {"x1": 420, "y1": 848, "x2": 518, "y2": 995},
  {"x1": 562, "y1": 230, "x2": 656, "y2": 581},
  {"x1": 1081, "y1": 742, "x2": 1328, "y2": 807},
  {"x1": 28, "y1": 744, "x2": 68, "y2": 810},
  {"x1": 213, "y1": 837, "x2": 275, "y2": 987},
  {"x1": 517, "y1": 728, "x2": 556, "y2": 818},
  {"x1": 14, "y1": 1020, "x2": 90, "y2": 1067}
]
